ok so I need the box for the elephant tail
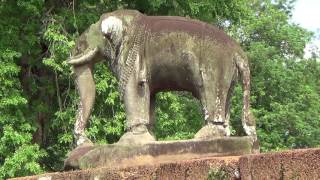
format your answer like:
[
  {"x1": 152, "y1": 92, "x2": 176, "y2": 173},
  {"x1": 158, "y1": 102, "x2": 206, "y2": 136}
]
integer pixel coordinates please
[{"x1": 234, "y1": 53, "x2": 257, "y2": 138}]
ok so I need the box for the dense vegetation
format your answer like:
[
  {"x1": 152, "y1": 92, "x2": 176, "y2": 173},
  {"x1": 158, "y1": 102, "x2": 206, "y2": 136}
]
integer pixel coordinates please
[{"x1": 0, "y1": 0, "x2": 319, "y2": 178}]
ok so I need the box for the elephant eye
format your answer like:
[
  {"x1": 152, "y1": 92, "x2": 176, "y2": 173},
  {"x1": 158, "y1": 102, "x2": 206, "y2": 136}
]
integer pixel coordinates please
[{"x1": 104, "y1": 32, "x2": 112, "y2": 39}]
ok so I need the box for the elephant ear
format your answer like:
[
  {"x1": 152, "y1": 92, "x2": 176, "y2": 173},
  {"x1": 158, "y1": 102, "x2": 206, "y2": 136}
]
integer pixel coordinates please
[{"x1": 101, "y1": 16, "x2": 124, "y2": 46}]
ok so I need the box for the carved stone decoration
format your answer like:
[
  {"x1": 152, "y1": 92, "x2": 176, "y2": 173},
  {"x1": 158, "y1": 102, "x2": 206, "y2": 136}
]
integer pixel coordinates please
[{"x1": 67, "y1": 9, "x2": 258, "y2": 149}]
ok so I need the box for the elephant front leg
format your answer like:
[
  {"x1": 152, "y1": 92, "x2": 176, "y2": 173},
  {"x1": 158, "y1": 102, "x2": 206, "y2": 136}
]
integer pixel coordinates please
[{"x1": 117, "y1": 70, "x2": 155, "y2": 145}]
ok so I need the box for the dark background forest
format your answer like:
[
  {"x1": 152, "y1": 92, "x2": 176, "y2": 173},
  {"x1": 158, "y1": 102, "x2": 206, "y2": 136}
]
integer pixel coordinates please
[{"x1": 0, "y1": 0, "x2": 319, "y2": 178}]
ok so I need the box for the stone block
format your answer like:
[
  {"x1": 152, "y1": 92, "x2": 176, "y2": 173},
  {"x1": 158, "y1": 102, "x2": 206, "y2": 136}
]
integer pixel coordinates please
[
  {"x1": 239, "y1": 148, "x2": 320, "y2": 180},
  {"x1": 65, "y1": 136, "x2": 256, "y2": 170}
]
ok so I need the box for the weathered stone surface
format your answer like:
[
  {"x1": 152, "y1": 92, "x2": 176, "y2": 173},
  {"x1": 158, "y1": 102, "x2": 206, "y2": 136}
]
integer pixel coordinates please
[
  {"x1": 11, "y1": 156, "x2": 240, "y2": 180},
  {"x1": 64, "y1": 145, "x2": 96, "y2": 170},
  {"x1": 65, "y1": 136, "x2": 255, "y2": 170},
  {"x1": 239, "y1": 148, "x2": 320, "y2": 180},
  {"x1": 10, "y1": 148, "x2": 320, "y2": 180}
]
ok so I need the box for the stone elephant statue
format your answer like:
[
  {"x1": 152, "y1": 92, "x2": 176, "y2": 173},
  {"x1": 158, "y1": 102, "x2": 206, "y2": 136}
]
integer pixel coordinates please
[{"x1": 68, "y1": 9, "x2": 257, "y2": 146}]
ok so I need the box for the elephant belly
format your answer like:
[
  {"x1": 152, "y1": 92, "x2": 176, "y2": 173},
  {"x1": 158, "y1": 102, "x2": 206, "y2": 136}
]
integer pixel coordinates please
[
  {"x1": 146, "y1": 32, "x2": 205, "y2": 96},
  {"x1": 149, "y1": 61, "x2": 201, "y2": 97}
]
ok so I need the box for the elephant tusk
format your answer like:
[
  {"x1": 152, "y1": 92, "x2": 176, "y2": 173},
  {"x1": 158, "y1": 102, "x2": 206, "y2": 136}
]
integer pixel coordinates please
[{"x1": 68, "y1": 47, "x2": 99, "y2": 65}]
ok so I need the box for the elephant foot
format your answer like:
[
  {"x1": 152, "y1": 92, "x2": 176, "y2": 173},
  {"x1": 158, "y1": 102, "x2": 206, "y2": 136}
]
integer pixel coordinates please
[
  {"x1": 76, "y1": 135, "x2": 94, "y2": 147},
  {"x1": 117, "y1": 125, "x2": 155, "y2": 145},
  {"x1": 194, "y1": 123, "x2": 228, "y2": 139}
]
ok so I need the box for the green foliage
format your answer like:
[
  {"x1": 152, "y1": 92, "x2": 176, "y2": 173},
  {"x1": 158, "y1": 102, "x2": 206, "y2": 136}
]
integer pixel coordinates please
[
  {"x1": 0, "y1": 1, "x2": 46, "y2": 179},
  {"x1": 227, "y1": 0, "x2": 320, "y2": 151},
  {"x1": 87, "y1": 64, "x2": 125, "y2": 144},
  {"x1": 155, "y1": 92, "x2": 203, "y2": 140},
  {"x1": 207, "y1": 167, "x2": 229, "y2": 180},
  {"x1": 0, "y1": 144, "x2": 46, "y2": 178},
  {"x1": 0, "y1": 0, "x2": 319, "y2": 178}
]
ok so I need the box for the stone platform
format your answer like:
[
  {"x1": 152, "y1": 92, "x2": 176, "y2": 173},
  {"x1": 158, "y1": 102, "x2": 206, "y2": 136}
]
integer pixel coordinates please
[
  {"x1": 65, "y1": 136, "x2": 257, "y2": 170},
  {"x1": 11, "y1": 148, "x2": 320, "y2": 180}
]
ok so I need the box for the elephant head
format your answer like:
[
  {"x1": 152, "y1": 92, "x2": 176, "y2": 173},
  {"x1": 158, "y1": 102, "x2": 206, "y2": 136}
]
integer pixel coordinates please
[
  {"x1": 67, "y1": 23, "x2": 103, "y2": 145},
  {"x1": 67, "y1": 11, "x2": 134, "y2": 145}
]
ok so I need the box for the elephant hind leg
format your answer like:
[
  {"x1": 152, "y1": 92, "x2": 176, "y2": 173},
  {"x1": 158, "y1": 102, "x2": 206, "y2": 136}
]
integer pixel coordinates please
[
  {"x1": 194, "y1": 71, "x2": 230, "y2": 139},
  {"x1": 194, "y1": 92, "x2": 229, "y2": 139},
  {"x1": 235, "y1": 53, "x2": 257, "y2": 139}
]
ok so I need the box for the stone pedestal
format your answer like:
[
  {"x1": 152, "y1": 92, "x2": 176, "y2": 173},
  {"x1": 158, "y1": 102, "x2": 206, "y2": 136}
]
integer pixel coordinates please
[
  {"x1": 11, "y1": 147, "x2": 320, "y2": 180},
  {"x1": 13, "y1": 156, "x2": 241, "y2": 180},
  {"x1": 64, "y1": 136, "x2": 257, "y2": 170}
]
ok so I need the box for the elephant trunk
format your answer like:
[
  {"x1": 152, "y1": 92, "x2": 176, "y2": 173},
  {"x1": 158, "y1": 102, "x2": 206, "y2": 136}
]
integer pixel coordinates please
[{"x1": 70, "y1": 61, "x2": 96, "y2": 144}]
